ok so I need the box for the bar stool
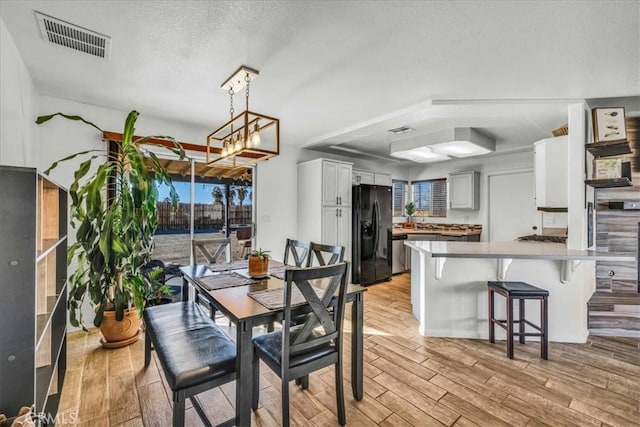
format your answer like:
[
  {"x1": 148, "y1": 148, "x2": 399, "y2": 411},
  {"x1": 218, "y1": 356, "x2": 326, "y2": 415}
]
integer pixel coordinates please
[{"x1": 488, "y1": 281, "x2": 549, "y2": 360}]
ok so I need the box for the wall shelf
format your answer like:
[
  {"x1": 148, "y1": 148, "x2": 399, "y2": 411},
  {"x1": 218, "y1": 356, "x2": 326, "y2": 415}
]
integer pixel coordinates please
[
  {"x1": 585, "y1": 177, "x2": 632, "y2": 188},
  {"x1": 585, "y1": 140, "x2": 632, "y2": 158}
]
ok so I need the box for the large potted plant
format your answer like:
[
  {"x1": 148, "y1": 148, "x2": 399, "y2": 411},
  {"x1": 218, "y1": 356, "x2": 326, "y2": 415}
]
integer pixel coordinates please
[{"x1": 37, "y1": 111, "x2": 184, "y2": 347}]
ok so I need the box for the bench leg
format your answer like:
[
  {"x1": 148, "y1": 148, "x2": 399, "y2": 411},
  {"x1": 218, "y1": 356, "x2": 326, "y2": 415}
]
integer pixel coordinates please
[
  {"x1": 519, "y1": 298, "x2": 525, "y2": 344},
  {"x1": 144, "y1": 328, "x2": 152, "y2": 368},
  {"x1": 506, "y1": 296, "x2": 514, "y2": 359},
  {"x1": 173, "y1": 390, "x2": 186, "y2": 427},
  {"x1": 488, "y1": 288, "x2": 495, "y2": 344}
]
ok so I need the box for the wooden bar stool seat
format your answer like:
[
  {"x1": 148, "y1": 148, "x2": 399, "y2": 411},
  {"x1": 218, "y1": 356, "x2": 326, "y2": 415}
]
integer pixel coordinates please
[{"x1": 488, "y1": 281, "x2": 549, "y2": 360}]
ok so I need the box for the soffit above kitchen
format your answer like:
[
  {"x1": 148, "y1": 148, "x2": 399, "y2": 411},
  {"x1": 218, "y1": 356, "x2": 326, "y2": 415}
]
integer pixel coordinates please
[{"x1": 1, "y1": 1, "x2": 638, "y2": 161}]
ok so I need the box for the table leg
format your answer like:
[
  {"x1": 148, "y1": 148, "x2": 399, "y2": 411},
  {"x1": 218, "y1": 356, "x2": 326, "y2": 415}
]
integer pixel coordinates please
[
  {"x1": 181, "y1": 277, "x2": 189, "y2": 302},
  {"x1": 236, "y1": 320, "x2": 253, "y2": 427},
  {"x1": 351, "y1": 293, "x2": 364, "y2": 401}
]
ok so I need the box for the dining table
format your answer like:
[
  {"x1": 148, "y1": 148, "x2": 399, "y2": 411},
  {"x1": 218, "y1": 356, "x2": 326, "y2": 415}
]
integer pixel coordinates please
[{"x1": 179, "y1": 262, "x2": 367, "y2": 427}]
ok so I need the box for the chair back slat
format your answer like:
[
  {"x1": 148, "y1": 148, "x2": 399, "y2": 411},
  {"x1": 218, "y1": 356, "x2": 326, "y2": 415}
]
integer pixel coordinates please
[
  {"x1": 282, "y1": 262, "x2": 349, "y2": 361},
  {"x1": 307, "y1": 242, "x2": 345, "y2": 267},
  {"x1": 283, "y1": 238, "x2": 311, "y2": 267},
  {"x1": 192, "y1": 238, "x2": 232, "y2": 264}
]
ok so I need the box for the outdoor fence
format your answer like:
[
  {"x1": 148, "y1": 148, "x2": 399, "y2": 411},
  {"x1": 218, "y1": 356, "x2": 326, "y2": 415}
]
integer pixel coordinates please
[{"x1": 156, "y1": 202, "x2": 252, "y2": 233}]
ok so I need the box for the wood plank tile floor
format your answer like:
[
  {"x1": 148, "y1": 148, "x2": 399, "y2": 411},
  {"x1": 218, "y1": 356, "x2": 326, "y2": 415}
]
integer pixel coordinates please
[{"x1": 58, "y1": 274, "x2": 640, "y2": 426}]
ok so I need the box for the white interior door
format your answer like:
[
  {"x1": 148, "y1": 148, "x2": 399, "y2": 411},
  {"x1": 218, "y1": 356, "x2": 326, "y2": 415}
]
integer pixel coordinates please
[{"x1": 488, "y1": 171, "x2": 539, "y2": 242}]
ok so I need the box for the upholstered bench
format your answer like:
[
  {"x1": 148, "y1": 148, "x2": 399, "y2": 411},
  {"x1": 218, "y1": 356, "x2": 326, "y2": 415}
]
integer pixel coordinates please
[{"x1": 144, "y1": 301, "x2": 236, "y2": 427}]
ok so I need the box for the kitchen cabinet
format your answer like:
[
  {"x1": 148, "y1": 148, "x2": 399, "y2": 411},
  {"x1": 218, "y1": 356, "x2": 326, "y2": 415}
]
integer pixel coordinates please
[
  {"x1": 353, "y1": 169, "x2": 392, "y2": 186},
  {"x1": 323, "y1": 160, "x2": 352, "y2": 206},
  {"x1": 352, "y1": 169, "x2": 374, "y2": 185},
  {"x1": 449, "y1": 171, "x2": 480, "y2": 210},
  {"x1": 0, "y1": 166, "x2": 67, "y2": 419},
  {"x1": 321, "y1": 207, "x2": 351, "y2": 251},
  {"x1": 298, "y1": 158, "x2": 353, "y2": 260},
  {"x1": 374, "y1": 172, "x2": 392, "y2": 186},
  {"x1": 534, "y1": 136, "x2": 568, "y2": 209}
]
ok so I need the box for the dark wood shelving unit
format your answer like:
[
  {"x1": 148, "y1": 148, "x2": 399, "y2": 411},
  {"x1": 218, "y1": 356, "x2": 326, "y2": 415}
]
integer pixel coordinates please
[
  {"x1": 585, "y1": 140, "x2": 632, "y2": 158},
  {"x1": 585, "y1": 177, "x2": 632, "y2": 188}
]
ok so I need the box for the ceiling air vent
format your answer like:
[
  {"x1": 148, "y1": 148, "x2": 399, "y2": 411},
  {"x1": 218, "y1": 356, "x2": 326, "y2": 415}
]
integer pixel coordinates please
[
  {"x1": 388, "y1": 126, "x2": 414, "y2": 135},
  {"x1": 35, "y1": 11, "x2": 111, "y2": 59}
]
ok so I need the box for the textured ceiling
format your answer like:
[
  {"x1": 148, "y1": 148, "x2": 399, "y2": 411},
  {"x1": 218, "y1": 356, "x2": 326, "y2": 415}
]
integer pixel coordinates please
[{"x1": 1, "y1": 1, "x2": 639, "y2": 160}]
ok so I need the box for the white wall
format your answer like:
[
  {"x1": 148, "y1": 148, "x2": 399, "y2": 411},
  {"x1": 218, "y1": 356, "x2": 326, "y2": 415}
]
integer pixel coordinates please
[{"x1": 0, "y1": 18, "x2": 39, "y2": 167}]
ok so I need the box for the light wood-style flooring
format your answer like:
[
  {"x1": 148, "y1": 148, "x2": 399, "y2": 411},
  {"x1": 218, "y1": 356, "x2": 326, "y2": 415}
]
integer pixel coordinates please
[{"x1": 58, "y1": 274, "x2": 640, "y2": 426}]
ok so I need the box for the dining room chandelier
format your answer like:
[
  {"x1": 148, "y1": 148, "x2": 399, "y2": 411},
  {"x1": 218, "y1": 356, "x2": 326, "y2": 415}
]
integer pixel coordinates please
[{"x1": 206, "y1": 65, "x2": 280, "y2": 168}]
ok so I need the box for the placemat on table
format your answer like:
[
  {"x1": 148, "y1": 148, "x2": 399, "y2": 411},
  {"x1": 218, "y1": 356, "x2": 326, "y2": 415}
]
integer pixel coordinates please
[
  {"x1": 205, "y1": 260, "x2": 248, "y2": 273},
  {"x1": 197, "y1": 272, "x2": 256, "y2": 291},
  {"x1": 268, "y1": 266, "x2": 289, "y2": 280},
  {"x1": 247, "y1": 286, "x2": 325, "y2": 310}
]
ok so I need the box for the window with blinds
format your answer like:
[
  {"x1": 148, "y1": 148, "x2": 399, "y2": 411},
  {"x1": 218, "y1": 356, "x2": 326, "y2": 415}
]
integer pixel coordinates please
[
  {"x1": 392, "y1": 180, "x2": 408, "y2": 217},
  {"x1": 412, "y1": 178, "x2": 447, "y2": 217}
]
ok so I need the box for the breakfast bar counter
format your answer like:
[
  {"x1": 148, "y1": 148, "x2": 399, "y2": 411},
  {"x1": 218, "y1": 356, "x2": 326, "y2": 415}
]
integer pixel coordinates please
[{"x1": 405, "y1": 240, "x2": 635, "y2": 343}]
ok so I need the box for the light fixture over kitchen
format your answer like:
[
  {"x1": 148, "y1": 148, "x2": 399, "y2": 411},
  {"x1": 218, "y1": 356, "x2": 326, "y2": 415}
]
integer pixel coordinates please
[
  {"x1": 206, "y1": 65, "x2": 279, "y2": 169},
  {"x1": 389, "y1": 127, "x2": 495, "y2": 163}
]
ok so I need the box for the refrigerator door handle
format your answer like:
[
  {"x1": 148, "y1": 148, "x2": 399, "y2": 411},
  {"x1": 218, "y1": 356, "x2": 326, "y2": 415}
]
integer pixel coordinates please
[{"x1": 373, "y1": 199, "x2": 380, "y2": 251}]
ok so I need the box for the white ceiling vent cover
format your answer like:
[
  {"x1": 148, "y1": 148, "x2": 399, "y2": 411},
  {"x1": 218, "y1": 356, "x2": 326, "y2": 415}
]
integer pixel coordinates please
[{"x1": 35, "y1": 12, "x2": 111, "y2": 59}]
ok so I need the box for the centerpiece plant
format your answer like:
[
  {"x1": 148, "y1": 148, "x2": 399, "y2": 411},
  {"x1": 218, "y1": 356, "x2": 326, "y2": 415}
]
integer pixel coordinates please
[
  {"x1": 37, "y1": 111, "x2": 184, "y2": 345},
  {"x1": 248, "y1": 248, "x2": 271, "y2": 277}
]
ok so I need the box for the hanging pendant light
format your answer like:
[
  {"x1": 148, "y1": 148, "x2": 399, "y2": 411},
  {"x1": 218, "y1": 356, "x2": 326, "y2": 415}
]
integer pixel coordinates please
[{"x1": 206, "y1": 65, "x2": 279, "y2": 170}]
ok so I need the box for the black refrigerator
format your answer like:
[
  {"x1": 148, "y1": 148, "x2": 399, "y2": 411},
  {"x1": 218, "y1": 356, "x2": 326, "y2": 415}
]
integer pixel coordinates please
[{"x1": 352, "y1": 184, "x2": 392, "y2": 285}]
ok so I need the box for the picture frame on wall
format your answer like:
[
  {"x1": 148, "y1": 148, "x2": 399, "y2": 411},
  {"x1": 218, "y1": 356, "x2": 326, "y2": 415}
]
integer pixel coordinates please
[{"x1": 592, "y1": 107, "x2": 627, "y2": 142}]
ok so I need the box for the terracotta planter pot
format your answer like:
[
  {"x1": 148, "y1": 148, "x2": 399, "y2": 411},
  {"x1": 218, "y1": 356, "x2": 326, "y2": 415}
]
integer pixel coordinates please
[
  {"x1": 99, "y1": 307, "x2": 141, "y2": 347},
  {"x1": 248, "y1": 256, "x2": 269, "y2": 277}
]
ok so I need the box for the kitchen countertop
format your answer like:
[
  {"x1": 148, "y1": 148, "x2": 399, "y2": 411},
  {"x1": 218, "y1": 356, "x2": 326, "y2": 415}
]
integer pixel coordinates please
[{"x1": 393, "y1": 228, "x2": 482, "y2": 236}]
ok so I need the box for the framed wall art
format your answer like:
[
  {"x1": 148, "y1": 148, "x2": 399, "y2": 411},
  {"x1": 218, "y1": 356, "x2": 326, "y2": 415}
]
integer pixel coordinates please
[{"x1": 592, "y1": 107, "x2": 627, "y2": 142}]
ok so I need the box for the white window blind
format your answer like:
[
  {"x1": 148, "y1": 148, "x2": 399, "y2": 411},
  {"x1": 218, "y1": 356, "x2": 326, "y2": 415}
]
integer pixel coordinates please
[
  {"x1": 392, "y1": 180, "x2": 408, "y2": 216},
  {"x1": 412, "y1": 178, "x2": 447, "y2": 217}
]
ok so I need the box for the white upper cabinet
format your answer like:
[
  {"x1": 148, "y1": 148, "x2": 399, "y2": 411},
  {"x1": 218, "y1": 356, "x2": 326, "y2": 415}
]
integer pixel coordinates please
[
  {"x1": 374, "y1": 173, "x2": 392, "y2": 186},
  {"x1": 534, "y1": 136, "x2": 568, "y2": 209},
  {"x1": 323, "y1": 160, "x2": 352, "y2": 206},
  {"x1": 449, "y1": 171, "x2": 480, "y2": 210},
  {"x1": 352, "y1": 169, "x2": 374, "y2": 185}
]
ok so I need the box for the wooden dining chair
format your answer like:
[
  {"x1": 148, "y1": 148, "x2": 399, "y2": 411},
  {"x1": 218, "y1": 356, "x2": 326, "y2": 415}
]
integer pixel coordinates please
[
  {"x1": 236, "y1": 226, "x2": 252, "y2": 259},
  {"x1": 307, "y1": 242, "x2": 345, "y2": 267},
  {"x1": 191, "y1": 238, "x2": 232, "y2": 264},
  {"x1": 251, "y1": 262, "x2": 350, "y2": 426},
  {"x1": 283, "y1": 238, "x2": 311, "y2": 267}
]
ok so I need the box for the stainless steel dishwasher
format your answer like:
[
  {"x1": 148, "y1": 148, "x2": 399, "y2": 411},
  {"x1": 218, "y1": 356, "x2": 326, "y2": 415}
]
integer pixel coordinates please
[{"x1": 391, "y1": 233, "x2": 407, "y2": 274}]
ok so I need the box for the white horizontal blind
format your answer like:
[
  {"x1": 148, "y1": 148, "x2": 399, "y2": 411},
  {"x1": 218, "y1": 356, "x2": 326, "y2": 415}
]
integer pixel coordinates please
[
  {"x1": 412, "y1": 178, "x2": 447, "y2": 217},
  {"x1": 392, "y1": 180, "x2": 407, "y2": 216}
]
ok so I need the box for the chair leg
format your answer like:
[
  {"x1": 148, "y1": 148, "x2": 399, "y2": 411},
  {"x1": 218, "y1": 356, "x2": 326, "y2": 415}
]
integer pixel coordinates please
[
  {"x1": 488, "y1": 288, "x2": 495, "y2": 343},
  {"x1": 281, "y1": 377, "x2": 290, "y2": 427},
  {"x1": 173, "y1": 391, "x2": 185, "y2": 427},
  {"x1": 334, "y1": 362, "x2": 346, "y2": 426},
  {"x1": 541, "y1": 297, "x2": 549, "y2": 360},
  {"x1": 144, "y1": 329, "x2": 152, "y2": 367},
  {"x1": 252, "y1": 349, "x2": 260, "y2": 410},
  {"x1": 506, "y1": 296, "x2": 514, "y2": 359},
  {"x1": 519, "y1": 298, "x2": 525, "y2": 344}
]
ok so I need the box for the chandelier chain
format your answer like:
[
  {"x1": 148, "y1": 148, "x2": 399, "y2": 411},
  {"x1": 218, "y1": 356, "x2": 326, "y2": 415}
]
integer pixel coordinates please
[{"x1": 245, "y1": 72, "x2": 251, "y2": 111}]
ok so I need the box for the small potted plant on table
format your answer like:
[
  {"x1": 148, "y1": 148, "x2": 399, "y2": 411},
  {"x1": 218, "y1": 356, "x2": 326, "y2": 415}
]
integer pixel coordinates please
[{"x1": 248, "y1": 248, "x2": 270, "y2": 278}]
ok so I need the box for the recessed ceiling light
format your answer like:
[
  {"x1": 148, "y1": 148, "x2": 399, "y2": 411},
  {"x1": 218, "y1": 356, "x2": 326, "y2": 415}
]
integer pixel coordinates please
[
  {"x1": 430, "y1": 140, "x2": 493, "y2": 157},
  {"x1": 388, "y1": 126, "x2": 415, "y2": 135}
]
